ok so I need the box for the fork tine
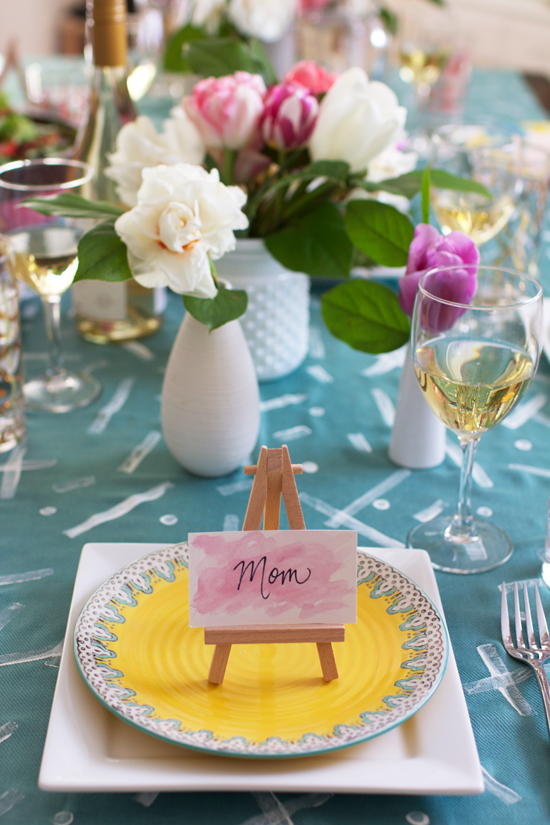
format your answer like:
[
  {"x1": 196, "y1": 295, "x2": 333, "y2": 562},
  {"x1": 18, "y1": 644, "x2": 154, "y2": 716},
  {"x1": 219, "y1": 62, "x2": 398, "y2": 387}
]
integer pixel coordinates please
[
  {"x1": 523, "y1": 582, "x2": 536, "y2": 648},
  {"x1": 501, "y1": 583, "x2": 512, "y2": 646},
  {"x1": 535, "y1": 584, "x2": 550, "y2": 649},
  {"x1": 514, "y1": 582, "x2": 525, "y2": 648}
]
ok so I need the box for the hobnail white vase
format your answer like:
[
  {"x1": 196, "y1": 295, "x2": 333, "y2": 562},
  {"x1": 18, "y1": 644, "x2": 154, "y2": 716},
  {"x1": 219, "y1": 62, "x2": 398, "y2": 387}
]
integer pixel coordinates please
[
  {"x1": 214, "y1": 239, "x2": 310, "y2": 382},
  {"x1": 161, "y1": 312, "x2": 260, "y2": 477},
  {"x1": 389, "y1": 344, "x2": 446, "y2": 470}
]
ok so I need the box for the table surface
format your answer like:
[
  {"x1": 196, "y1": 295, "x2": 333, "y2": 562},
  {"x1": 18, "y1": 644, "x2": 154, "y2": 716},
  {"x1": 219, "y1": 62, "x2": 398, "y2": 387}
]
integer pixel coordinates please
[{"x1": 2, "y1": 68, "x2": 550, "y2": 825}]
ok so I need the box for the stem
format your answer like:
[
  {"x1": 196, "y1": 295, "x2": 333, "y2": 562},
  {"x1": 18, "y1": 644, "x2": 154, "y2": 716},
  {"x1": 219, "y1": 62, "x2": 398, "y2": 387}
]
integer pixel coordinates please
[
  {"x1": 222, "y1": 148, "x2": 235, "y2": 186},
  {"x1": 446, "y1": 436, "x2": 480, "y2": 542},
  {"x1": 42, "y1": 296, "x2": 65, "y2": 379}
]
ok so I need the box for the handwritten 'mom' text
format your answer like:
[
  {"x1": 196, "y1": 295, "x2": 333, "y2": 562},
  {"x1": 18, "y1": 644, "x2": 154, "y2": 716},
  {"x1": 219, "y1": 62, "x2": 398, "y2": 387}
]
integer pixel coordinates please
[{"x1": 233, "y1": 555, "x2": 312, "y2": 600}]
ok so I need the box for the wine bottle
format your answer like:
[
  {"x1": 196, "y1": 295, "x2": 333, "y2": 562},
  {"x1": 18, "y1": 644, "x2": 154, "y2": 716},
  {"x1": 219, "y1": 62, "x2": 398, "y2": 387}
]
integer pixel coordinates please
[{"x1": 72, "y1": 0, "x2": 165, "y2": 344}]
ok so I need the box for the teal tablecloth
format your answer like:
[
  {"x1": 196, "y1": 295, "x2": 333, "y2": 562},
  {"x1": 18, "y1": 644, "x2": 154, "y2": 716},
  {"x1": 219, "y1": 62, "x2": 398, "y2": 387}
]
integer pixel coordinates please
[{"x1": 2, "y1": 70, "x2": 550, "y2": 825}]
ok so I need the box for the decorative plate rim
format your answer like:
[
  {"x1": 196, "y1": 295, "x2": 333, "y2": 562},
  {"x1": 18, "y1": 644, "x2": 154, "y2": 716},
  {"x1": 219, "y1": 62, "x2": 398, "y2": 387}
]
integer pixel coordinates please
[{"x1": 74, "y1": 542, "x2": 449, "y2": 759}]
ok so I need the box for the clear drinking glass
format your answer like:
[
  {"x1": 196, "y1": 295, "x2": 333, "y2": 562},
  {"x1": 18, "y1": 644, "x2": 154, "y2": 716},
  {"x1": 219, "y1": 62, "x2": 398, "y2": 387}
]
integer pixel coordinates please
[
  {"x1": 0, "y1": 158, "x2": 100, "y2": 413},
  {"x1": 408, "y1": 265, "x2": 543, "y2": 573},
  {"x1": 431, "y1": 125, "x2": 522, "y2": 250}
]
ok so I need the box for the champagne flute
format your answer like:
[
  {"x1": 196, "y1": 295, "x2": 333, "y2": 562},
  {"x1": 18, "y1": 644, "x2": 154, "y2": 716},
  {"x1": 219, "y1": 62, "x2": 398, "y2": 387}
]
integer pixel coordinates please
[
  {"x1": 0, "y1": 158, "x2": 100, "y2": 413},
  {"x1": 408, "y1": 265, "x2": 543, "y2": 573},
  {"x1": 431, "y1": 125, "x2": 522, "y2": 248}
]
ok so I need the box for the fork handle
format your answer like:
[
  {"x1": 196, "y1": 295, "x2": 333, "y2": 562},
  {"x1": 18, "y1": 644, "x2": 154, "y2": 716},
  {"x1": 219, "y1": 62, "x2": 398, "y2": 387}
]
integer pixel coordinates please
[{"x1": 531, "y1": 662, "x2": 550, "y2": 742}]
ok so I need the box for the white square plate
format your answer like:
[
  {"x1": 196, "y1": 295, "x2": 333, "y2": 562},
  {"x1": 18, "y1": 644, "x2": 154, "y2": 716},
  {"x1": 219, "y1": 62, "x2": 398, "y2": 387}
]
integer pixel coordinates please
[{"x1": 39, "y1": 543, "x2": 483, "y2": 795}]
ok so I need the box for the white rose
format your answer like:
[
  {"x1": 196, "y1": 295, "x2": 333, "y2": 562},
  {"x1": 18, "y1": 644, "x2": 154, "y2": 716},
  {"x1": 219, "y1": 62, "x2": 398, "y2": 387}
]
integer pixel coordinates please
[
  {"x1": 309, "y1": 68, "x2": 407, "y2": 173},
  {"x1": 106, "y1": 113, "x2": 205, "y2": 207},
  {"x1": 114, "y1": 164, "x2": 248, "y2": 298},
  {"x1": 228, "y1": 0, "x2": 296, "y2": 42}
]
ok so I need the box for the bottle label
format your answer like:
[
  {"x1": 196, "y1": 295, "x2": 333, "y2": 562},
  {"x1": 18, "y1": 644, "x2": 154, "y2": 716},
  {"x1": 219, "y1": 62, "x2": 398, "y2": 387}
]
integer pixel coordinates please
[{"x1": 72, "y1": 281, "x2": 127, "y2": 321}]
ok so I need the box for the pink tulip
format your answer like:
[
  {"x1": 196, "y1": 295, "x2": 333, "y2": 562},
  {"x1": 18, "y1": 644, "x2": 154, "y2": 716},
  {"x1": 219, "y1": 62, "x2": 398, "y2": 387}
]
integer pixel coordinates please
[
  {"x1": 260, "y1": 82, "x2": 319, "y2": 151},
  {"x1": 283, "y1": 61, "x2": 339, "y2": 95},
  {"x1": 184, "y1": 72, "x2": 267, "y2": 151},
  {"x1": 398, "y1": 224, "x2": 479, "y2": 331}
]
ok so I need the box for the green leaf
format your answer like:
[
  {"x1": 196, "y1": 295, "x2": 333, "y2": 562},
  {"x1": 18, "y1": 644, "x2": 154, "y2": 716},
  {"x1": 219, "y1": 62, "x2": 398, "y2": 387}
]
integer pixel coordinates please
[
  {"x1": 421, "y1": 165, "x2": 431, "y2": 225},
  {"x1": 183, "y1": 285, "x2": 248, "y2": 331},
  {"x1": 163, "y1": 24, "x2": 206, "y2": 72},
  {"x1": 22, "y1": 193, "x2": 124, "y2": 220},
  {"x1": 186, "y1": 38, "x2": 268, "y2": 80},
  {"x1": 378, "y1": 6, "x2": 398, "y2": 34},
  {"x1": 74, "y1": 220, "x2": 132, "y2": 283},
  {"x1": 355, "y1": 172, "x2": 422, "y2": 200},
  {"x1": 265, "y1": 202, "x2": 353, "y2": 279},
  {"x1": 428, "y1": 169, "x2": 492, "y2": 198},
  {"x1": 321, "y1": 279, "x2": 410, "y2": 354},
  {"x1": 301, "y1": 160, "x2": 350, "y2": 181},
  {"x1": 345, "y1": 200, "x2": 414, "y2": 267}
]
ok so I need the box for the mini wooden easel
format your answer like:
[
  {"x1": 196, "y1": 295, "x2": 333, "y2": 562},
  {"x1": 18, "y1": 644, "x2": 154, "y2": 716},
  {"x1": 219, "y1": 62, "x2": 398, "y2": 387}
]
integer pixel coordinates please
[{"x1": 204, "y1": 445, "x2": 345, "y2": 684}]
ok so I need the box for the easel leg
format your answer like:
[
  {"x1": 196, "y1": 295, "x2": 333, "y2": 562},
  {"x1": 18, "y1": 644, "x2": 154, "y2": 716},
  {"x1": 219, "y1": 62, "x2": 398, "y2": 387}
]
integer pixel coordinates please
[
  {"x1": 208, "y1": 644, "x2": 232, "y2": 684},
  {"x1": 317, "y1": 642, "x2": 338, "y2": 681}
]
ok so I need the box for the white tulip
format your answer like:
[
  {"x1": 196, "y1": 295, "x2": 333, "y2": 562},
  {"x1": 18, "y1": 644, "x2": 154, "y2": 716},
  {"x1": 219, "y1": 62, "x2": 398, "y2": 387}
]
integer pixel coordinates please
[
  {"x1": 114, "y1": 164, "x2": 248, "y2": 298},
  {"x1": 191, "y1": 0, "x2": 227, "y2": 33},
  {"x1": 228, "y1": 0, "x2": 296, "y2": 42},
  {"x1": 309, "y1": 68, "x2": 407, "y2": 173},
  {"x1": 106, "y1": 113, "x2": 205, "y2": 207}
]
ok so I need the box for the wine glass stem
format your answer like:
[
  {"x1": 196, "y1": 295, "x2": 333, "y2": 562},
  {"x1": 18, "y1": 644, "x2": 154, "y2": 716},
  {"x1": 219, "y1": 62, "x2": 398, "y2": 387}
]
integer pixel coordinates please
[
  {"x1": 446, "y1": 436, "x2": 480, "y2": 541},
  {"x1": 42, "y1": 296, "x2": 65, "y2": 378}
]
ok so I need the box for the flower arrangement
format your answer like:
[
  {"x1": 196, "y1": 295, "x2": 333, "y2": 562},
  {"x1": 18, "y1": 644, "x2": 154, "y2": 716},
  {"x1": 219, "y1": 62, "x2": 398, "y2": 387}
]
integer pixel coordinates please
[{"x1": 26, "y1": 59, "x2": 486, "y2": 340}]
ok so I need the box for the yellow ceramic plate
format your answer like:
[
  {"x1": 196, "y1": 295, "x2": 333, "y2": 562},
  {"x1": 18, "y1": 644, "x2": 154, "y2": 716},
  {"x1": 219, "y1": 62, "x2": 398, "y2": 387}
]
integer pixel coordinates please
[{"x1": 74, "y1": 543, "x2": 448, "y2": 758}]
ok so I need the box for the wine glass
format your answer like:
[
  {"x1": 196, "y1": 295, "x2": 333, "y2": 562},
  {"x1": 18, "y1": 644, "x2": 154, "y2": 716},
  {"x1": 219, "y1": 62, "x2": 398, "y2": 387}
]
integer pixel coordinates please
[
  {"x1": 408, "y1": 265, "x2": 543, "y2": 573},
  {"x1": 431, "y1": 125, "x2": 522, "y2": 249},
  {"x1": 0, "y1": 158, "x2": 100, "y2": 413}
]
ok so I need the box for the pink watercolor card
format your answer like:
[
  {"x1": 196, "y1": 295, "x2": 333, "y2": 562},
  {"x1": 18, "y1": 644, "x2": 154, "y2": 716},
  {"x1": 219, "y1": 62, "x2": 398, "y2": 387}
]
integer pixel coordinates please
[{"x1": 188, "y1": 530, "x2": 357, "y2": 628}]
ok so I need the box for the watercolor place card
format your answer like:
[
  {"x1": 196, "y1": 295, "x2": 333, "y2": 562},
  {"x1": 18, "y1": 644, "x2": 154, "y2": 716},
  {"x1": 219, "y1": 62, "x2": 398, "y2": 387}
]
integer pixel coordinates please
[{"x1": 188, "y1": 530, "x2": 357, "y2": 628}]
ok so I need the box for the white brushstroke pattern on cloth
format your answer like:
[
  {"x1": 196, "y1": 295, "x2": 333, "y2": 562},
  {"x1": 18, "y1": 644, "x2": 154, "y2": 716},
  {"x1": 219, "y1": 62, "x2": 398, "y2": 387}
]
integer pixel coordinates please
[
  {"x1": 347, "y1": 433, "x2": 372, "y2": 453},
  {"x1": 122, "y1": 341, "x2": 155, "y2": 361},
  {"x1": 481, "y1": 767, "x2": 521, "y2": 804},
  {"x1": 118, "y1": 431, "x2": 162, "y2": 474},
  {"x1": 0, "y1": 790, "x2": 24, "y2": 818},
  {"x1": 0, "y1": 445, "x2": 26, "y2": 500},
  {"x1": 53, "y1": 476, "x2": 96, "y2": 494},
  {"x1": 63, "y1": 481, "x2": 174, "y2": 538},
  {"x1": 299, "y1": 492, "x2": 405, "y2": 548},
  {"x1": 362, "y1": 347, "x2": 406, "y2": 376},
  {"x1": 508, "y1": 463, "x2": 550, "y2": 478},
  {"x1": 217, "y1": 479, "x2": 253, "y2": 496},
  {"x1": 273, "y1": 425, "x2": 312, "y2": 441},
  {"x1": 0, "y1": 459, "x2": 57, "y2": 473},
  {"x1": 259, "y1": 394, "x2": 307, "y2": 412},
  {"x1": 325, "y1": 470, "x2": 410, "y2": 529},
  {"x1": 0, "y1": 641, "x2": 63, "y2": 666},
  {"x1": 0, "y1": 603, "x2": 23, "y2": 632},
  {"x1": 0, "y1": 721, "x2": 18, "y2": 744},
  {"x1": 306, "y1": 365, "x2": 333, "y2": 383},
  {"x1": 308, "y1": 326, "x2": 325, "y2": 358},
  {"x1": 476, "y1": 644, "x2": 532, "y2": 715},
  {"x1": 0, "y1": 568, "x2": 53, "y2": 585},
  {"x1": 88, "y1": 377, "x2": 135, "y2": 435},
  {"x1": 413, "y1": 499, "x2": 447, "y2": 523},
  {"x1": 371, "y1": 388, "x2": 395, "y2": 426}
]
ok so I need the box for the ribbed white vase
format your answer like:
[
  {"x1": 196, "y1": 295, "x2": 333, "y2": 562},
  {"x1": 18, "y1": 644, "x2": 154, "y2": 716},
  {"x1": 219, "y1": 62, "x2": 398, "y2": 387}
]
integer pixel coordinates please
[
  {"x1": 389, "y1": 344, "x2": 446, "y2": 470},
  {"x1": 214, "y1": 239, "x2": 310, "y2": 382},
  {"x1": 161, "y1": 313, "x2": 260, "y2": 477}
]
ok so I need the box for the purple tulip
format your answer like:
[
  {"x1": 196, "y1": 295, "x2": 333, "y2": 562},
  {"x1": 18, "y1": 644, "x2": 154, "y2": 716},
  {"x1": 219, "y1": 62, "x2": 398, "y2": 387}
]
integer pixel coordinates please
[
  {"x1": 398, "y1": 224, "x2": 479, "y2": 331},
  {"x1": 260, "y1": 82, "x2": 319, "y2": 151}
]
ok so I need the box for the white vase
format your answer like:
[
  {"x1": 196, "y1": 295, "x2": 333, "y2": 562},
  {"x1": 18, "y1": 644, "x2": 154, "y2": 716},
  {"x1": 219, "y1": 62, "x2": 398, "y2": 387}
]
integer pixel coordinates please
[
  {"x1": 214, "y1": 239, "x2": 310, "y2": 382},
  {"x1": 161, "y1": 312, "x2": 260, "y2": 477},
  {"x1": 388, "y1": 345, "x2": 446, "y2": 470}
]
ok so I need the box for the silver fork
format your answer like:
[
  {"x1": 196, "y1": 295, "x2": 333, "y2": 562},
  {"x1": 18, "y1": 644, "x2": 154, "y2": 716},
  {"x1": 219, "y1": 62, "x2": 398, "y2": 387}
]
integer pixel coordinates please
[{"x1": 502, "y1": 581, "x2": 550, "y2": 739}]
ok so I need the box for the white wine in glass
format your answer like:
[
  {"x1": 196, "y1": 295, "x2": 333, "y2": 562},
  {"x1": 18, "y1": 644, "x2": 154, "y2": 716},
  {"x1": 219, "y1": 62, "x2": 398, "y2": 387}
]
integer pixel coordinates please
[
  {"x1": 0, "y1": 158, "x2": 99, "y2": 413},
  {"x1": 431, "y1": 192, "x2": 515, "y2": 247},
  {"x1": 409, "y1": 265, "x2": 543, "y2": 574},
  {"x1": 10, "y1": 226, "x2": 80, "y2": 297}
]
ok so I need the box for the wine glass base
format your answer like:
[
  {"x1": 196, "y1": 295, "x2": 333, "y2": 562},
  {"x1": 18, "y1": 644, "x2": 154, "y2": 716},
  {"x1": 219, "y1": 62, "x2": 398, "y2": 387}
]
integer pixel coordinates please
[
  {"x1": 407, "y1": 515, "x2": 513, "y2": 574},
  {"x1": 24, "y1": 371, "x2": 100, "y2": 413}
]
